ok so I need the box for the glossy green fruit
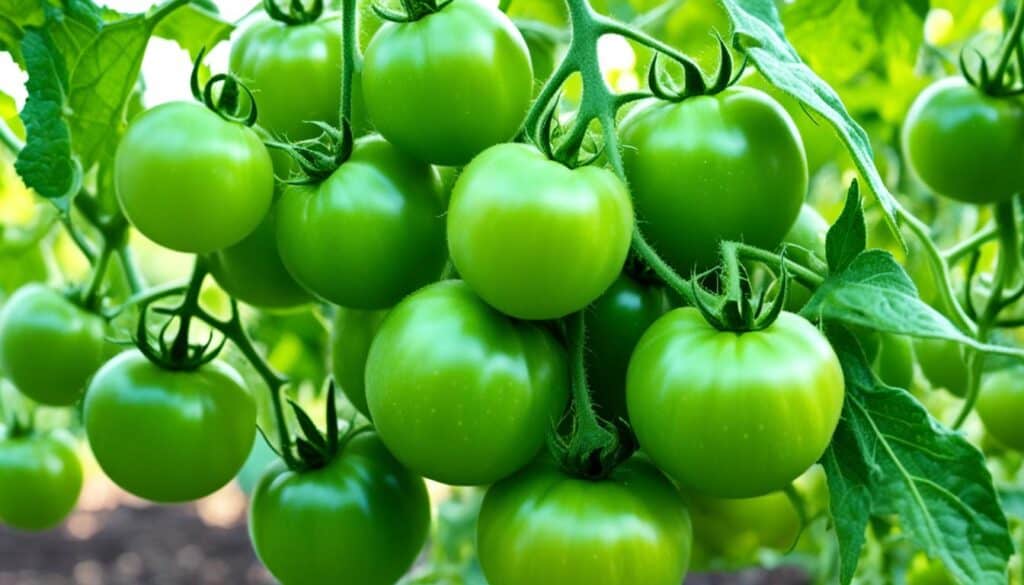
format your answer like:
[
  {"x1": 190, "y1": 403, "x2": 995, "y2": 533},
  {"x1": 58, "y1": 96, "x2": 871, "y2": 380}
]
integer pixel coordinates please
[
  {"x1": 115, "y1": 101, "x2": 274, "y2": 254},
  {"x1": 915, "y1": 338, "x2": 968, "y2": 397},
  {"x1": 0, "y1": 431, "x2": 82, "y2": 531},
  {"x1": 84, "y1": 351, "x2": 257, "y2": 502},
  {"x1": 448, "y1": 143, "x2": 633, "y2": 320},
  {"x1": 365, "y1": 280, "x2": 569, "y2": 485},
  {"x1": 0, "y1": 284, "x2": 106, "y2": 406},
  {"x1": 478, "y1": 457, "x2": 692, "y2": 585},
  {"x1": 903, "y1": 77, "x2": 1024, "y2": 204},
  {"x1": 873, "y1": 333, "x2": 915, "y2": 390},
  {"x1": 363, "y1": 0, "x2": 533, "y2": 165},
  {"x1": 620, "y1": 87, "x2": 807, "y2": 272},
  {"x1": 687, "y1": 489, "x2": 800, "y2": 565},
  {"x1": 627, "y1": 308, "x2": 844, "y2": 498},
  {"x1": 275, "y1": 135, "x2": 447, "y2": 309},
  {"x1": 330, "y1": 308, "x2": 388, "y2": 418},
  {"x1": 249, "y1": 432, "x2": 430, "y2": 585},
  {"x1": 977, "y1": 368, "x2": 1024, "y2": 451}
]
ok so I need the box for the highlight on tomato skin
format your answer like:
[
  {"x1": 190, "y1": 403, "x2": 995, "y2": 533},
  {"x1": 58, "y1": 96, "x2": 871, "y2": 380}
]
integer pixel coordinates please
[{"x1": 0, "y1": 0, "x2": 1022, "y2": 583}]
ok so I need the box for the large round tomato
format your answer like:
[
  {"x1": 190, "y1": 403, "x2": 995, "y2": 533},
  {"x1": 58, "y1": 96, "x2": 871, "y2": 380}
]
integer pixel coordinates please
[
  {"x1": 84, "y1": 351, "x2": 257, "y2": 502},
  {"x1": 782, "y1": 204, "x2": 828, "y2": 311},
  {"x1": 330, "y1": 307, "x2": 388, "y2": 418},
  {"x1": 230, "y1": 13, "x2": 369, "y2": 141},
  {"x1": 902, "y1": 77, "x2": 1024, "y2": 204},
  {"x1": 585, "y1": 274, "x2": 669, "y2": 427},
  {"x1": 915, "y1": 338, "x2": 968, "y2": 397},
  {"x1": 627, "y1": 308, "x2": 844, "y2": 498},
  {"x1": 0, "y1": 284, "x2": 106, "y2": 406},
  {"x1": 0, "y1": 431, "x2": 82, "y2": 531},
  {"x1": 687, "y1": 489, "x2": 800, "y2": 565},
  {"x1": 275, "y1": 135, "x2": 446, "y2": 309},
  {"x1": 620, "y1": 87, "x2": 807, "y2": 272},
  {"x1": 977, "y1": 368, "x2": 1024, "y2": 451},
  {"x1": 448, "y1": 143, "x2": 633, "y2": 320},
  {"x1": 115, "y1": 101, "x2": 274, "y2": 254},
  {"x1": 365, "y1": 280, "x2": 568, "y2": 485},
  {"x1": 207, "y1": 210, "x2": 312, "y2": 310},
  {"x1": 477, "y1": 456, "x2": 692, "y2": 585},
  {"x1": 362, "y1": 0, "x2": 533, "y2": 166},
  {"x1": 249, "y1": 432, "x2": 430, "y2": 585}
]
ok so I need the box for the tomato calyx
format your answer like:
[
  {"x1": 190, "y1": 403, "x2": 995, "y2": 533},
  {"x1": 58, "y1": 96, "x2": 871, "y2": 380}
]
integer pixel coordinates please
[
  {"x1": 960, "y1": 1, "x2": 1024, "y2": 97},
  {"x1": 373, "y1": 0, "x2": 452, "y2": 23},
  {"x1": 287, "y1": 382, "x2": 371, "y2": 472},
  {"x1": 693, "y1": 250, "x2": 790, "y2": 333},
  {"x1": 265, "y1": 121, "x2": 354, "y2": 184},
  {"x1": 189, "y1": 48, "x2": 258, "y2": 126},
  {"x1": 547, "y1": 311, "x2": 635, "y2": 480},
  {"x1": 647, "y1": 34, "x2": 745, "y2": 102},
  {"x1": 262, "y1": 0, "x2": 324, "y2": 26}
]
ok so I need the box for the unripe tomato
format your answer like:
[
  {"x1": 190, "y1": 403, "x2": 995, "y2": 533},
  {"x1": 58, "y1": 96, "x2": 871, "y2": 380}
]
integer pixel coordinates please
[
  {"x1": 249, "y1": 432, "x2": 430, "y2": 585},
  {"x1": 275, "y1": 136, "x2": 447, "y2": 309},
  {"x1": 902, "y1": 77, "x2": 1024, "y2": 204},
  {"x1": 977, "y1": 368, "x2": 1024, "y2": 451},
  {"x1": 478, "y1": 457, "x2": 692, "y2": 585},
  {"x1": 448, "y1": 143, "x2": 634, "y2": 320},
  {"x1": 915, "y1": 338, "x2": 968, "y2": 397},
  {"x1": 0, "y1": 284, "x2": 106, "y2": 406},
  {"x1": 115, "y1": 101, "x2": 274, "y2": 254},
  {"x1": 0, "y1": 431, "x2": 82, "y2": 531},
  {"x1": 84, "y1": 351, "x2": 257, "y2": 502},
  {"x1": 782, "y1": 204, "x2": 828, "y2": 311},
  {"x1": 365, "y1": 280, "x2": 569, "y2": 485},
  {"x1": 620, "y1": 87, "x2": 807, "y2": 273},
  {"x1": 230, "y1": 14, "x2": 370, "y2": 141},
  {"x1": 627, "y1": 308, "x2": 844, "y2": 498},
  {"x1": 330, "y1": 307, "x2": 388, "y2": 418},
  {"x1": 362, "y1": 0, "x2": 533, "y2": 165},
  {"x1": 687, "y1": 489, "x2": 801, "y2": 565}
]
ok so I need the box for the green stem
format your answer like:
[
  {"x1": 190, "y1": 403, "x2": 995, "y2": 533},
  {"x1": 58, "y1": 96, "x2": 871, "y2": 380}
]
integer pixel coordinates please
[
  {"x1": 943, "y1": 223, "x2": 998, "y2": 265},
  {"x1": 339, "y1": 0, "x2": 357, "y2": 131},
  {"x1": 60, "y1": 215, "x2": 97, "y2": 262},
  {"x1": 630, "y1": 226, "x2": 696, "y2": 305},
  {"x1": 732, "y1": 242, "x2": 826, "y2": 289},
  {"x1": 990, "y1": 0, "x2": 1024, "y2": 85},
  {"x1": 169, "y1": 257, "x2": 208, "y2": 363},
  {"x1": 81, "y1": 244, "x2": 112, "y2": 310},
  {"x1": 117, "y1": 247, "x2": 145, "y2": 294},
  {"x1": 954, "y1": 199, "x2": 1019, "y2": 429}
]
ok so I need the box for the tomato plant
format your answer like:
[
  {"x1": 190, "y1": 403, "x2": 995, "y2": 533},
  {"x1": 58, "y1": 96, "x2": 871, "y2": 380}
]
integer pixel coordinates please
[
  {"x1": 977, "y1": 368, "x2": 1024, "y2": 451},
  {"x1": 330, "y1": 307, "x2": 387, "y2": 418},
  {"x1": 0, "y1": 431, "x2": 82, "y2": 531}
]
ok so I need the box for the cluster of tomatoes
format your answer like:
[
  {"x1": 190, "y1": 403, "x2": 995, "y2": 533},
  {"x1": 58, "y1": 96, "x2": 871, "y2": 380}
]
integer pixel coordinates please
[{"x1": 4, "y1": 0, "x2": 1024, "y2": 584}]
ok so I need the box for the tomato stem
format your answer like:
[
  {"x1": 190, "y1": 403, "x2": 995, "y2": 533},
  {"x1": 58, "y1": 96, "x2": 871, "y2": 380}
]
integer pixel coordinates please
[
  {"x1": 339, "y1": 0, "x2": 357, "y2": 134},
  {"x1": 80, "y1": 244, "x2": 113, "y2": 312},
  {"x1": 989, "y1": 0, "x2": 1024, "y2": 90},
  {"x1": 168, "y1": 257, "x2": 208, "y2": 364}
]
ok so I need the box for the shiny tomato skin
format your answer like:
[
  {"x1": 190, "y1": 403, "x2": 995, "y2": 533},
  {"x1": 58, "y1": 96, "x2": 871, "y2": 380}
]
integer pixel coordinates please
[
  {"x1": 477, "y1": 456, "x2": 692, "y2": 585},
  {"x1": 620, "y1": 87, "x2": 807, "y2": 273},
  {"x1": 0, "y1": 431, "x2": 82, "y2": 531},
  {"x1": 977, "y1": 368, "x2": 1024, "y2": 451},
  {"x1": 249, "y1": 432, "x2": 430, "y2": 585},
  {"x1": 448, "y1": 143, "x2": 633, "y2": 320},
  {"x1": 330, "y1": 307, "x2": 388, "y2": 418},
  {"x1": 365, "y1": 280, "x2": 569, "y2": 485},
  {"x1": 627, "y1": 308, "x2": 844, "y2": 498}
]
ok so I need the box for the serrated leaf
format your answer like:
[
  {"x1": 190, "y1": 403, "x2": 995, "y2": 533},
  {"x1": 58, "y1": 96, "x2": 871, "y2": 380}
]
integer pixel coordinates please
[
  {"x1": 153, "y1": 3, "x2": 234, "y2": 59},
  {"x1": 14, "y1": 29, "x2": 77, "y2": 209},
  {"x1": 717, "y1": 0, "x2": 901, "y2": 244},
  {"x1": 826, "y1": 181, "x2": 866, "y2": 273},
  {"x1": 822, "y1": 326, "x2": 1013, "y2": 585}
]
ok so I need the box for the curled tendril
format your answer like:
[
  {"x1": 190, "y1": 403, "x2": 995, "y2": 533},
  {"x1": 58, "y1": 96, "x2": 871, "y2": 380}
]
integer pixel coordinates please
[
  {"x1": 647, "y1": 33, "x2": 745, "y2": 102},
  {"x1": 190, "y1": 47, "x2": 259, "y2": 126},
  {"x1": 263, "y1": 0, "x2": 324, "y2": 25},
  {"x1": 372, "y1": 0, "x2": 452, "y2": 23},
  {"x1": 133, "y1": 298, "x2": 226, "y2": 371},
  {"x1": 265, "y1": 120, "x2": 353, "y2": 184}
]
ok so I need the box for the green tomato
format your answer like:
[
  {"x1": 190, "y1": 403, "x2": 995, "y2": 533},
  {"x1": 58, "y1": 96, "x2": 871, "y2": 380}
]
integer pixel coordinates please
[
  {"x1": 902, "y1": 77, "x2": 1024, "y2": 204},
  {"x1": 365, "y1": 280, "x2": 568, "y2": 485},
  {"x1": 230, "y1": 14, "x2": 369, "y2": 141},
  {"x1": 687, "y1": 489, "x2": 800, "y2": 565},
  {"x1": 207, "y1": 210, "x2": 312, "y2": 310},
  {"x1": 782, "y1": 204, "x2": 828, "y2": 311},
  {"x1": 627, "y1": 308, "x2": 844, "y2": 498},
  {"x1": 477, "y1": 456, "x2": 692, "y2": 585},
  {"x1": 275, "y1": 135, "x2": 447, "y2": 309},
  {"x1": 0, "y1": 284, "x2": 106, "y2": 406},
  {"x1": 84, "y1": 351, "x2": 257, "y2": 502},
  {"x1": 330, "y1": 307, "x2": 388, "y2": 418},
  {"x1": 448, "y1": 143, "x2": 633, "y2": 320},
  {"x1": 585, "y1": 274, "x2": 669, "y2": 427},
  {"x1": 977, "y1": 368, "x2": 1024, "y2": 451},
  {"x1": 249, "y1": 432, "x2": 430, "y2": 585},
  {"x1": 620, "y1": 87, "x2": 807, "y2": 273},
  {"x1": 0, "y1": 431, "x2": 82, "y2": 531},
  {"x1": 362, "y1": 0, "x2": 533, "y2": 165},
  {"x1": 915, "y1": 338, "x2": 968, "y2": 397},
  {"x1": 115, "y1": 101, "x2": 274, "y2": 254},
  {"x1": 873, "y1": 332, "x2": 915, "y2": 390}
]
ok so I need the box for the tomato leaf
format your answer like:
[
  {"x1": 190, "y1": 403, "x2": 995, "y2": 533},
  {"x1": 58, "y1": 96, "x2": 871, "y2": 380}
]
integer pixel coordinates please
[
  {"x1": 822, "y1": 325, "x2": 1013, "y2": 585},
  {"x1": 153, "y1": 2, "x2": 234, "y2": 60},
  {"x1": 717, "y1": 0, "x2": 902, "y2": 244},
  {"x1": 14, "y1": 29, "x2": 77, "y2": 210},
  {"x1": 825, "y1": 181, "x2": 866, "y2": 274}
]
